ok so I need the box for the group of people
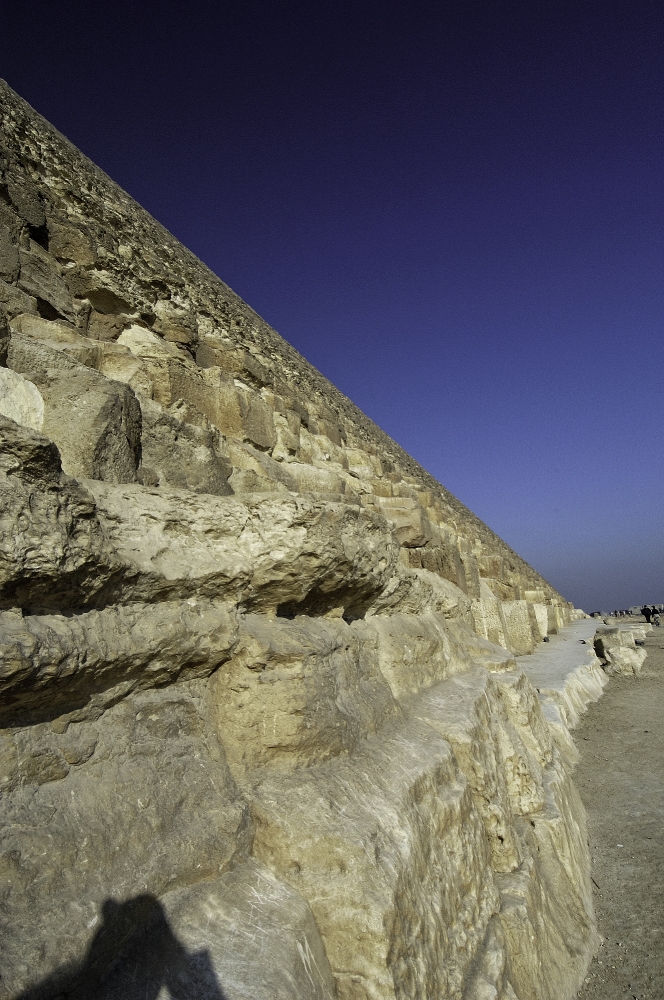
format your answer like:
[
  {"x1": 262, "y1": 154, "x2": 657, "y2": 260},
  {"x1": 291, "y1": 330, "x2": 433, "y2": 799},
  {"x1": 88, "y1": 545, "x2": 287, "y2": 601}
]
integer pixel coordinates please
[
  {"x1": 642, "y1": 605, "x2": 661, "y2": 625},
  {"x1": 595, "y1": 606, "x2": 662, "y2": 625}
]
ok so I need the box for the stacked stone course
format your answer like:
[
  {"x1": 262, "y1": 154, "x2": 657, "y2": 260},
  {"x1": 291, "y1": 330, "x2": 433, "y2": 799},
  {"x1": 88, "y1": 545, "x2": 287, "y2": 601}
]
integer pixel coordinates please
[{"x1": 0, "y1": 80, "x2": 596, "y2": 1000}]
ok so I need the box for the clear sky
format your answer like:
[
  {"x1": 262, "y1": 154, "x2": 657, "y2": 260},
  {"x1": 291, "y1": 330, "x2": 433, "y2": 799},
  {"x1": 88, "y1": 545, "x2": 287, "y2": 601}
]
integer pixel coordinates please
[{"x1": 1, "y1": 1, "x2": 662, "y2": 611}]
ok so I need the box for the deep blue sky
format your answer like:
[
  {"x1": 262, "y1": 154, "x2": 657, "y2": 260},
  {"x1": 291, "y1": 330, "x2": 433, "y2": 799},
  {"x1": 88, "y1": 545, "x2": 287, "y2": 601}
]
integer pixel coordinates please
[{"x1": 2, "y1": 1, "x2": 662, "y2": 610}]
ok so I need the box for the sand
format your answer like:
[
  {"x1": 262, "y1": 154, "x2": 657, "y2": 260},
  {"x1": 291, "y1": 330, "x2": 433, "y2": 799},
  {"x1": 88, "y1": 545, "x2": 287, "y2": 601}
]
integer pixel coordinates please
[{"x1": 575, "y1": 622, "x2": 664, "y2": 999}]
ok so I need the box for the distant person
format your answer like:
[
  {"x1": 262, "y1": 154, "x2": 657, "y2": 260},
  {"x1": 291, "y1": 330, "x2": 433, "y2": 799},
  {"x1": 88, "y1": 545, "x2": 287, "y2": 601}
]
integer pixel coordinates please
[{"x1": 642, "y1": 605, "x2": 652, "y2": 623}]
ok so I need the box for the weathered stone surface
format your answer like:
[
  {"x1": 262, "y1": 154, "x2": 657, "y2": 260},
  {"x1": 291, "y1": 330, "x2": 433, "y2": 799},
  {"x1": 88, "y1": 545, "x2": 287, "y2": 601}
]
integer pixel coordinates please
[
  {"x1": 211, "y1": 614, "x2": 399, "y2": 778},
  {"x1": 0, "y1": 277, "x2": 37, "y2": 319},
  {"x1": 17, "y1": 245, "x2": 75, "y2": 322},
  {"x1": 0, "y1": 415, "x2": 117, "y2": 612},
  {"x1": 85, "y1": 482, "x2": 400, "y2": 612},
  {"x1": 0, "y1": 366, "x2": 44, "y2": 431},
  {"x1": 0, "y1": 225, "x2": 20, "y2": 282},
  {"x1": 0, "y1": 683, "x2": 251, "y2": 999},
  {"x1": 593, "y1": 626, "x2": 647, "y2": 675},
  {"x1": 89, "y1": 861, "x2": 337, "y2": 1000},
  {"x1": 137, "y1": 395, "x2": 233, "y2": 495},
  {"x1": 502, "y1": 599, "x2": 538, "y2": 655},
  {"x1": 7, "y1": 332, "x2": 141, "y2": 483},
  {"x1": 0, "y1": 598, "x2": 239, "y2": 726}
]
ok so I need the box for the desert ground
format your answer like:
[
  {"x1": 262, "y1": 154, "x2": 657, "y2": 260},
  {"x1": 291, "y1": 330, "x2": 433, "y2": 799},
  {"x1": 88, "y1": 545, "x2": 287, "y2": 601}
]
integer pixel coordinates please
[{"x1": 576, "y1": 620, "x2": 664, "y2": 999}]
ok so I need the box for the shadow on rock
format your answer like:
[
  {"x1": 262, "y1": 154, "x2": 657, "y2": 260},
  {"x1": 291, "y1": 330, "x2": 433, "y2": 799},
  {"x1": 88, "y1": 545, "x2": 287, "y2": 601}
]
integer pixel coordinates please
[{"x1": 17, "y1": 895, "x2": 227, "y2": 1000}]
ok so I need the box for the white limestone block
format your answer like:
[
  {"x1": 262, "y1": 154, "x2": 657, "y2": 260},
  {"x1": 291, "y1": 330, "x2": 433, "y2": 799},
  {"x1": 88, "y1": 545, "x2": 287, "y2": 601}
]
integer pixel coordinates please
[
  {"x1": 0, "y1": 366, "x2": 44, "y2": 431},
  {"x1": 502, "y1": 600, "x2": 537, "y2": 655}
]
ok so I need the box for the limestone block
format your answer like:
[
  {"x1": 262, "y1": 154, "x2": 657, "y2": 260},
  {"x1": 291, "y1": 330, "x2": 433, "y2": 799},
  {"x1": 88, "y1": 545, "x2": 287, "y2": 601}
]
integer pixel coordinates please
[
  {"x1": 118, "y1": 324, "x2": 177, "y2": 358},
  {"x1": 271, "y1": 409, "x2": 300, "y2": 460},
  {"x1": 211, "y1": 615, "x2": 398, "y2": 778},
  {"x1": 153, "y1": 297, "x2": 198, "y2": 345},
  {"x1": 137, "y1": 395, "x2": 233, "y2": 495},
  {"x1": 286, "y1": 460, "x2": 345, "y2": 494},
  {"x1": 546, "y1": 604, "x2": 566, "y2": 634},
  {"x1": 0, "y1": 415, "x2": 118, "y2": 612},
  {"x1": 447, "y1": 623, "x2": 517, "y2": 673},
  {"x1": 345, "y1": 446, "x2": 382, "y2": 478},
  {"x1": 502, "y1": 600, "x2": 538, "y2": 655},
  {"x1": 458, "y1": 546, "x2": 482, "y2": 599},
  {"x1": 47, "y1": 218, "x2": 97, "y2": 266},
  {"x1": 76, "y1": 861, "x2": 337, "y2": 1000},
  {"x1": 1, "y1": 157, "x2": 46, "y2": 228},
  {"x1": 252, "y1": 712, "x2": 500, "y2": 1000},
  {"x1": 87, "y1": 308, "x2": 133, "y2": 340},
  {"x1": 0, "y1": 598, "x2": 239, "y2": 727},
  {"x1": 418, "y1": 672, "x2": 524, "y2": 874},
  {"x1": 66, "y1": 267, "x2": 134, "y2": 314},
  {"x1": 593, "y1": 627, "x2": 647, "y2": 675},
  {"x1": 0, "y1": 276, "x2": 38, "y2": 319},
  {"x1": 120, "y1": 331, "x2": 277, "y2": 449},
  {"x1": 496, "y1": 762, "x2": 597, "y2": 1000},
  {"x1": 196, "y1": 339, "x2": 271, "y2": 388},
  {"x1": 0, "y1": 366, "x2": 44, "y2": 431},
  {"x1": 531, "y1": 602, "x2": 549, "y2": 639},
  {"x1": 9, "y1": 311, "x2": 105, "y2": 368},
  {"x1": 371, "y1": 495, "x2": 432, "y2": 547},
  {"x1": 419, "y1": 537, "x2": 465, "y2": 588},
  {"x1": 0, "y1": 685, "x2": 250, "y2": 999},
  {"x1": 472, "y1": 584, "x2": 510, "y2": 649},
  {"x1": 355, "y1": 611, "x2": 467, "y2": 701},
  {"x1": 17, "y1": 246, "x2": 75, "y2": 322},
  {"x1": 84, "y1": 482, "x2": 400, "y2": 613},
  {"x1": 482, "y1": 576, "x2": 516, "y2": 601},
  {"x1": 7, "y1": 333, "x2": 141, "y2": 483},
  {"x1": 98, "y1": 345, "x2": 156, "y2": 397},
  {"x1": 297, "y1": 424, "x2": 348, "y2": 468},
  {"x1": 225, "y1": 438, "x2": 297, "y2": 492},
  {"x1": 368, "y1": 566, "x2": 472, "y2": 622},
  {"x1": 239, "y1": 390, "x2": 277, "y2": 450},
  {"x1": 0, "y1": 224, "x2": 20, "y2": 282}
]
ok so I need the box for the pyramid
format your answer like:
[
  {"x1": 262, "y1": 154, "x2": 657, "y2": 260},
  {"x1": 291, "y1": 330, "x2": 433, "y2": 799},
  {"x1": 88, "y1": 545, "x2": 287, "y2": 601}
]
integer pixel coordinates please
[{"x1": 0, "y1": 81, "x2": 597, "y2": 1000}]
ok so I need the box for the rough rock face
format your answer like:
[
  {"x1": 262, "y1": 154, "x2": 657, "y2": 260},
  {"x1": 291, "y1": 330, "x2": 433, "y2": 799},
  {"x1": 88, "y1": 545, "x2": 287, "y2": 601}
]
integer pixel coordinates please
[{"x1": 0, "y1": 80, "x2": 600, "y2": 1000}]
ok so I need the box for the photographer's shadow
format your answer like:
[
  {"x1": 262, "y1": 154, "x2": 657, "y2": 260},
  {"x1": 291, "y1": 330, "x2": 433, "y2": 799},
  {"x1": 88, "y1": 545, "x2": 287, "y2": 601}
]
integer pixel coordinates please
[{"x1": 19, "y1": 895, "x2": 227, "y2": 1000}]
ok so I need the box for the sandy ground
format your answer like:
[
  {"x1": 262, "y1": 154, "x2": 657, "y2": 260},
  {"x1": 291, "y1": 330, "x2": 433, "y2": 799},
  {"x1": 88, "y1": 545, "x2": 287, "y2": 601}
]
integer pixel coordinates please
[{"x1": 575, "y1": 622, "x2": 664, "y2": 1000}]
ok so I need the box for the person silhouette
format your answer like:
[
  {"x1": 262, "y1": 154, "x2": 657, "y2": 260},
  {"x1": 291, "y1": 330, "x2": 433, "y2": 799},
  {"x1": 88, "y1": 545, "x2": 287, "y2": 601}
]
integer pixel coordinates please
[{"x1": 16, "y1": 895, "x2": 226, "y2": 1000}]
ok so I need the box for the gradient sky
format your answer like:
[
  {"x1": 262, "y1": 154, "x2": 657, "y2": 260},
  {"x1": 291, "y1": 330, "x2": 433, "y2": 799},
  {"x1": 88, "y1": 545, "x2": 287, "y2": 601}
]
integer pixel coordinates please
[{"x1": 1, "y1": 1, "x2": 662, "y2": 611}]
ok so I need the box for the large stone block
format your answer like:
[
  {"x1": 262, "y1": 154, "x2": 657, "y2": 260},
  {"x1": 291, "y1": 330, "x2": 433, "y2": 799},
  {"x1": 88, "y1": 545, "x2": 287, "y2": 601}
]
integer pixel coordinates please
[
  {"x1": 251, "y1": 712, "x2": 500, "y2": 1000},
  {"x1": 0, "y1": 276, "x2": 38, "y2": 321},
  {"x1": 72, "y1": 861, "x2": 337, "y2": 1000},
  {"x1": 0, "y1": 598, "x2": 239, "y2": 727},
  {"x1": 502, "y1": 600, "x2": 538, "y2": 655},
  {"x1": 371, "y1": 495, "x2": 432, "y2": 547},
  {"x1": 211, "y1": 614, "x2": 398, "y2": 778},
  {"x1": 137, "y1": 395, "x2": 233, "y2": 495},
  {"x1": 0, "y1": 685, "x2": 250, "y2": 999},
  {"x1": 593, "y1": 626, "x2": 647, "y2": 675},
  {"x1": 471, "y1": 593, "x2": 510, "y2": 650},
  {"x1": 17, "y1": 245, "x2": 75, "y2": 322},
  {"x1": 83, "y1": 482, "x2": 400, "y2": 613},
  {"x1": 0, "y1": 367, "x2": 44, "y2": 431},
  {"x1": 0, "y1": 415, "x2": 118, "y2": 612},
  {"x1": 0, "y1": 224, "x2": 20, "y2": 282},
  {"x1": 7, "y1": 333, "x2": 141, "y2": 483}
]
